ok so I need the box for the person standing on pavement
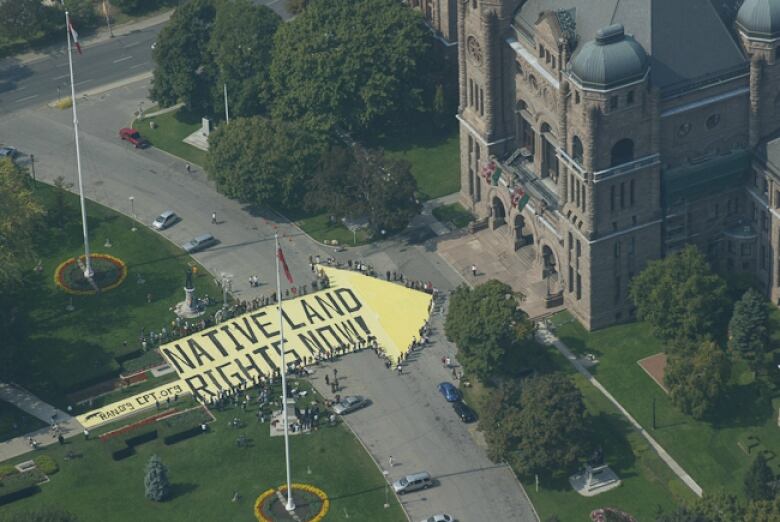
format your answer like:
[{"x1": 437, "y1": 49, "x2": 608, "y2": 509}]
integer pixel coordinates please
[
  {"x1": 211, "y1": 211, "x2": 217, "y2": 224},
  {"x1": 471, "y1": 264, "x2": 478, "y2": 277}
]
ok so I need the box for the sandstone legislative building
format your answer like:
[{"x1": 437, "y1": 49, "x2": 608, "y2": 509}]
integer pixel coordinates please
[{"x1": 457, "y1": 0, "x2": 780, "y2": 329}]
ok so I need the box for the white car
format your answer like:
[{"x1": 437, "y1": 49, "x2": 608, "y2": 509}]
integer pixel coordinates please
[
  {"x1": 419, "y1": 515, "x2": 454, "y2": 522},
  {"x1": 152, "y1": 210, "x2": 178, "y2": 230}
]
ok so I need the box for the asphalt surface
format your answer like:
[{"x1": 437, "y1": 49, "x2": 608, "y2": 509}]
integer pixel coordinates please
[{"x1": 0, "y1": 24, "x2": 161, "y2": 115}]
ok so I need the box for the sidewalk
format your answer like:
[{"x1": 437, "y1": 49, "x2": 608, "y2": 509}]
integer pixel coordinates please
[
  {"x1": 6, "y1": 9, "x2": 174, "y2": 66},
  {"x1": 534, "y1": 324, "x2": 704, "y2": 497},
  {"x1": 0, "y1": 383, "x2": 83, "y2": 463}
]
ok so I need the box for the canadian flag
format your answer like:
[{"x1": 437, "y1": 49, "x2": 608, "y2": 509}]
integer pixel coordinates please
[
  {"x1": 277, "y1": 247, "x2": 294, "y2": 284},
  {"x1": 68, "y1": 19, "x2": 82, "y2": 55}
]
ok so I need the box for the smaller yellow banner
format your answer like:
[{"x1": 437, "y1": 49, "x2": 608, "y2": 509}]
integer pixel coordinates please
[{"x1": 76, "y1": 380, "x2": 189, "y2": 429}]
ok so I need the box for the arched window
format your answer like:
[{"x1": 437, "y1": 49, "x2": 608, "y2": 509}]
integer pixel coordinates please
[
  {"x1": 610, "y1": 139, "x2": 634, "y2": 167},
  {"x1": 472, "y1": 0, "x2": 477, "y2": 8},
  {"x1": 572, "y1": 136, "x2": 583, "y2": 164}
]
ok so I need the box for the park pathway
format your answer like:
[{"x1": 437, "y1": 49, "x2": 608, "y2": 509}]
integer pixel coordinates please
[
  {"x1": 534, "y1": 324, "x2": 704, "y2": 497},
  {"x1": 0, "y1": 383, "x2": 84, "y2": 463}
]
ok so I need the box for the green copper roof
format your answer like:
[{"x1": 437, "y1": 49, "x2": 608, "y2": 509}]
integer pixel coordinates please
[
  {"x1": 570, "y1": 24, "x2": 648, "y2": 90},
  {"x1": 737, "y1": 0, "x2": 780, "y2": 39}
]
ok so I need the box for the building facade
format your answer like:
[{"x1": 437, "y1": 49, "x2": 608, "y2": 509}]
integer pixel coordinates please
[
  {"x1": 457, "y1": 0, "x2": 780, "y2": 329},
  {"x1": 407, "y1": 0, "x2": 459, "y2": 45}
]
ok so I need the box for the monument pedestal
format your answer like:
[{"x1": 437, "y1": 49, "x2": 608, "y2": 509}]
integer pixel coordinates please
[
  {"x1": 270, "y1": 398, "x2": 301, "y2": 437},
  {"x1": 174, "y1": 286, "x2": 204, "y2": 318},
  {"x1": 569, "y1": 464, "x2": 621, "y2": 497}
]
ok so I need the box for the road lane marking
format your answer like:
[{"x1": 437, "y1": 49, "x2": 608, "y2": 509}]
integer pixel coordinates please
[
  {"x1": 54, "y1": 74, "x2": 69, "y2": 80},
  {"x1": 113, "y1": 56, "x2": 133, "y2": 63},
  {"x1": 124, "y1": 41, "x2": 141, "y2": 49},
  {"x1": 74, "y1": 79, "x2": 92, "y2": 86},
  {"x1": 15, "y1": 86, "x2": 26, "y2": 91},
  {"x1": 14, "y1": 94, "x2": 39, "y2": 103},
  {"x1": 130, "y1": 63, "x2": 147, "y2": 69}
]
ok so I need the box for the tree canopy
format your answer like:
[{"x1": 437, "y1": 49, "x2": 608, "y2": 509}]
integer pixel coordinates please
[
  {"x1": 270, "y1": 0, "x2": 431, "y2": 134},
  {"x1": 629, "y1": 245, "x2": 729, "y2": 343},
  {"x1": 4, "y1": 509, "x2": 78, "y2": 522},
  {"x1": 444, "y1": 280, "x2": 531, "y2": 382},
  {"x1": 144, "y1": 455, "x2": 171, "y2": 502},
  {"x1": 728, "y1": 288, "x2": 768, "y2": 371},
  {"x1": 0, "y1": 158, "x2": 45, "y2": 290},
  {"x1": 150, "y1": 0, "x2": 217, "y2": 111},
  {"x1": 744, "y1": 453, "x2": 776, "y2": 502},
  {"x1": 512, "y1": 373, "x2": 589, "y2": 475},
  {"x1": 206, "y1": 116, "x2": 326, "y2": 209},
  {"x1": 207, "y1": 0, "x2": 280, "y2": 118},
  {"x1": 0, "y1": 0, "x2": 57, "y2": 40},
  {"x1": 664, "y1": 339, "x2": 730, "y2": 420},
  {"x1": 306, "y1": 144, "x2": 419, "y2": 234}
]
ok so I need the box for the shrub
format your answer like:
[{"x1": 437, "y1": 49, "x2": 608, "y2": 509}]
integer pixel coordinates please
[
  {"x1": 33, "y1": 455, "x2": 58, "y2": 476},
  {"x1": 144, "y1": 455, "x2": 170, "y2": 502},
  {"x1": 0, "y1": 465, "x2": 18, "y2": 479},
  {"x1": 158, "y1": 407, "x2": 210, "y2": 445},
  {"x1": 0, "y1": 471, "x2": 42, "y2": 505},
  {"x1": 125, "y1": 426, "x2": 158, "y2": 447}
]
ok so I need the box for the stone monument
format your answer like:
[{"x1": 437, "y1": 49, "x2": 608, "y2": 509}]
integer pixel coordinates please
[
  {"x1": 174, "y1": 269, "x2": 204, "y2": 319},
  {"x1": 569, "y1": 448, "x2": 621, "y2": 497}
]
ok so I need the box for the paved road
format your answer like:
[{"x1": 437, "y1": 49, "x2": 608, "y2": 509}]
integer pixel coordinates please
[
  {"x1": 311, "y1": 312, "x2": 538, "y2": 522},
  {"x1": 0, "y1": 24, "x2": 162, "y2": 115},
  {"x1": 0, "y1": 78, "x2": 537, "y2": 520}
]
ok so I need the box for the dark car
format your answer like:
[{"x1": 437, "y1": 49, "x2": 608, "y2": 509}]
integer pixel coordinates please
[
  {"x1": 452, "y1": 401, "x2": 476, "y2": 423},
  {"x1": 437, "y1": 382, "x2": 459, "y2": 402},
  {"x1": 0, "y1": 146, "x2": 18, "y2": 159},
  {"x1": 119, "y1": 127, "x2": 149, "y2": 148}
]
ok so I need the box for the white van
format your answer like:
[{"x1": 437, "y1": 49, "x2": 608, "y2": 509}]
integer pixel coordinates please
[{"x1": 393, "y1": 471, "x2": 433, "y2": 494}]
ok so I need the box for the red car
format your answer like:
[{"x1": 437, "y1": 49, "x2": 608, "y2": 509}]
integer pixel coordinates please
[{"x1": 119, "y1": 128, "x2": 149, "y2": 148}]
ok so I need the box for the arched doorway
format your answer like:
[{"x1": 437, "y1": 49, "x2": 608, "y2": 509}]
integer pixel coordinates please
[
  {"x1": 611, "y1": 138, "x2": 634, "y2": 167},
  {"x1": 514, "y1": 214, "x2": 534, "y2": 249},
  {"x1": 541, "y1": 244, "x2": 561, "y2": 296},
  {"x1": 492, "y1": 196, "x2": 506, "y2": 229}
]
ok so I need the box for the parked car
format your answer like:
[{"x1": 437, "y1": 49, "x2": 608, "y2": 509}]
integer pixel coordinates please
[
  {"x1": 119, "y1": 127, "x2": 149, "y2": 148},
  {"x1": 392, "y1": 471, "x2": 432, "y2": 494},
  {"x1": 419, "y1": 514, "x2": 454, "y2": 522},
  {"x1": 0, "y1": 146, "x2": 18, "y2": 159},
  {"x1": 181, "y1": 234, "x2": 217, "y2": 253},
  {"x1": 452, "y1": 401, "x2": 476, "y2": 423},
  {"x1": 437, "y1": 382, "x2": 459, "y2": 402},
  {"x1": 332, "y1": 395, "x2": 368, "y2": 415},
  {"x1": 152, "y1": 210, "x2": 179, "y2": 230}
]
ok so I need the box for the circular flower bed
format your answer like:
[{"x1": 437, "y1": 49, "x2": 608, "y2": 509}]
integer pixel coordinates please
[
  {"x1": 54, "y1": 253, "x2": 128, "y2": 295},
  {"x1": 254, "y1": 483, "x2": 329, "y2": 522}
]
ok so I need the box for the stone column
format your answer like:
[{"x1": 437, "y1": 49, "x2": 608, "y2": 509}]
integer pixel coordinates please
[
  {"x1": 481, "y1": 11, "x2": 498, "y2": 140},
  {"x1": 457, "y1": 0, "x2": 467, "y2": 111},
  {"x1": 558, "y1": 81, "x2": 570, "y2": 200},
  {"x1": 649, "y1": 87, "x2": 661, "y2": 153},
  {"x1": 584, "y1": 107, "x2": 598, "y2": 236},
  {"x1": 750, "y1": 56, "x2": 763, "y2": 148}
]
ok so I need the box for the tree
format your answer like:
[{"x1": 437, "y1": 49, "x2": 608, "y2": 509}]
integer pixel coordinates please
[
  {"x1": 0, "y1": 158, "x2": 45, "y2": 289},
  {"x1": 0, "y1": 0, "x2": 57, "y2": 39},
  {"x1": 305, "y1": 144, "x2": 419, "y2": 234},
  {"x1": 477, "y1": 380, "x2": 524, "y2": 463},
  {"x1": 207, "y1": 0, "x2": 280, "y2": 119},
  {"x1": 728, "y1": 288, "x2": 768, "y2": 371},
  {"x1": 745, "y1": 453, "x2": 775, "y2": 502},
  {"x1": 664, "y1": 340, "x2": 730, "y2": 419},
  {"x1": 444, "y1": 280, "x2": 530, "y2": 382},
  {"x1": 150, "y1": 0, "x2": 217, "y2": 111},
  {"x1": 5, "y1": 509, "x2": 78, "y2": 522},
  {"x1": 513, "y1": 373, "x2": 589, "y2": 475},
  {"x1": 432, "y1": 84, "x2": 448, "y2": 130},
  {"x1": 629, "y1": 245, "x2": 729, "y2": 343},
  {"x1": 60, "y1": 0, "x2": 98, "y2": 28},
  {"x1": 271, "y1": 0, "x2": 431, "y2": 134},
  {"x1": 745, "y1": 497, "x2": 780, "y2": 521},
  {"x1": 287, "y1": 0, "x2": 311, "y2": 14},
  {"x1": 206, "y1": 116, "x2": 326, "y2": 209},
  {"x1": 144, "y1": 455, "x2": 171, "y2": 501}
]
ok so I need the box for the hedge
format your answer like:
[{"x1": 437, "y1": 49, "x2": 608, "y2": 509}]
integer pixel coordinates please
[
  {"x1": 0, "y1": 470, "x2": 43, "y2": 505},
  {"x1": 158, "y1": 408, "x2": 210, "y2": 445},
  {"x1": 0, "y1": 465, "x2": 18, "y2": 479},
  {"x1": 121, "y1": 350, "x2": 164, "y2": 374},
  {"x1": 33, "y1": 455, "x2": 59, "y2": 476}
]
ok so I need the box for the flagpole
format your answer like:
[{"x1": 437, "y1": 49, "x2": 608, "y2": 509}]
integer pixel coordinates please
[
  {"x1": 65, "y1": 11, "x2": 93, "y2": 279},
  {"x1": 275, "y1": 233, "x2": 295, "y2": 512}
]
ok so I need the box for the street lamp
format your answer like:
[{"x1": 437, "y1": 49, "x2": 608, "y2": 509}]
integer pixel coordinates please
[
  {"x1": 382, "y1": 470, "x2": 390, "y2": 509},
  {"x1": 221, "y1": 273, "x2": 233, "y2": 309},
  {"x1": 129, "y1": 196, "x2": 137, "y2": 231}
]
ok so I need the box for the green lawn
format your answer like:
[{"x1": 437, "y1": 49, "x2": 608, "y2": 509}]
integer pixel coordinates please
[
  {"x1": 461, "y1": 341, "x2": 686, "y2": 521},
  {"x1": 0, "y1": 381, "x2": 405, "y2": 522},
  {"x1": 16, "y1": 184, "x2": 220, "y2": 403},
  {"x1": 293, "y1": 213, "x2": 372, "y2": 247},
  {"x1": 432, "y1": 203, "x2": 472, "y2": 229},
  {"x1": 0, "y1": 402, "x2": 47, "y2": 443},
  {"x1": 551, "y1": 310, "x2": 780, "y2": 497},
  {"x1": 137, "y1": 109, "x2": 207, "y2": 167},
  {"x1": 378, "y1": 127, "x2": 460, "y2": 201}
]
